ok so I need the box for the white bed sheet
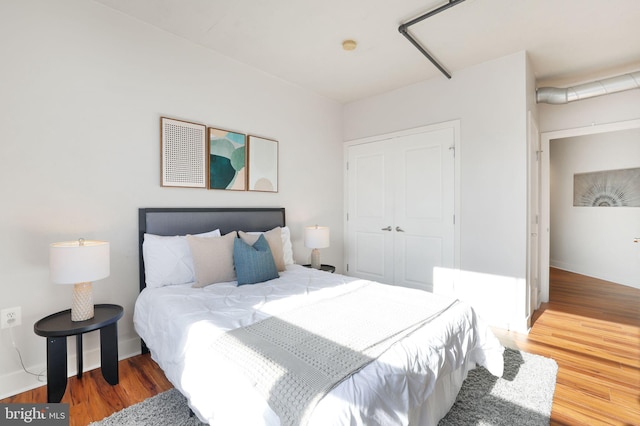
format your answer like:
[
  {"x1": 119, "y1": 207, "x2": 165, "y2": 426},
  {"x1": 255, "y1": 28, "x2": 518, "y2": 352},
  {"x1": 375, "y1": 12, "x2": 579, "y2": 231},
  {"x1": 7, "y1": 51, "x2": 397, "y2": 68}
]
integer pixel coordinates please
[{"x1": 134, "y1": 265, "x2": 504, "y2": 425}]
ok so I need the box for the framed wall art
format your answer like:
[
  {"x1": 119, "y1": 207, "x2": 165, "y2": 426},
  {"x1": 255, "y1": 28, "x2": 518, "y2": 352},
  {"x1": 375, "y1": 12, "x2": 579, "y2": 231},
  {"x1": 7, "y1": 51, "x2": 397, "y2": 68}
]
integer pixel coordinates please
[
  {"x1": 160, "y1": 117, "x2": 207, "y2": 188},
  {"x1": 208, "y1": 127, "x2": 246, "y2": 191},
  {"x1": 574, "y1": 167, "x2": 640, "y2": 207},
  {"x1": 247, "y1": 135, "x2": 278, "y2": 192}
]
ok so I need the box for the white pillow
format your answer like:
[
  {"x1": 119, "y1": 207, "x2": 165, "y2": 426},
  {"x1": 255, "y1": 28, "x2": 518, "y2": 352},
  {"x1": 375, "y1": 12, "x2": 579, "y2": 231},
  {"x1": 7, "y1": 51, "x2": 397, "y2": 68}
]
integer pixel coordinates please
[
  {"x1": 143, "y1": 229, "x2": 220, "y2": 288},
  {"x1": 281, "y1": 226, "x2": 294, "y2": 265}
]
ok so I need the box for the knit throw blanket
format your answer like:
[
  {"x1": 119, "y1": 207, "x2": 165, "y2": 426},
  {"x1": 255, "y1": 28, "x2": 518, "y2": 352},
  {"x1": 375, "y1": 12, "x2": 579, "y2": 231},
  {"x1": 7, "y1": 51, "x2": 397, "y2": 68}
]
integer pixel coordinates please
[{"x1": 214, "y1": 282, "x2": 458, "y2": 426}]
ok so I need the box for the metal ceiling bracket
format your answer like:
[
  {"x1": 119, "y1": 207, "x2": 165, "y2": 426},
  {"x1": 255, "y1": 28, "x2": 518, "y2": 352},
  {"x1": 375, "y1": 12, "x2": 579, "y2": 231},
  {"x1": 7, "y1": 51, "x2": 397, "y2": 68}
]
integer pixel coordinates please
[{"x1": 398, "y1": 0, "x2": 467, "y2": 79}]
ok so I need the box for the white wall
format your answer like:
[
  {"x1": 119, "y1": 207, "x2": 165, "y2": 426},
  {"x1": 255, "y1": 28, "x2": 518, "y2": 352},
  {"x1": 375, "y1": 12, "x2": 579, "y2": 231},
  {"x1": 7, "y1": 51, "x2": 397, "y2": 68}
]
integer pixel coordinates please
[
  {"x1": 0, "y1": 0, "x2": 344, "y2": 398},
  {"x1": 549, "y1": 129, "x2": 640, "y2": 288},
  {"x1": 344, "y1": 52, "x2": 531, "y2": 331}
]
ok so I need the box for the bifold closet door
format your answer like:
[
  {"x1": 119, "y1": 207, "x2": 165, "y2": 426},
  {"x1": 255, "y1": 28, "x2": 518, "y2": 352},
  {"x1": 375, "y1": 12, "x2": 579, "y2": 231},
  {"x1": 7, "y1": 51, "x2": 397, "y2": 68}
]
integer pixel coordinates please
[
  {"x1": 393, "y1": 129, "x2": 455, "y2": 290},
  {"x1": 346, "y1": 127, "x2": 455, "y2": 291},
  {"x1": 346, "y1": 139, "x2": 395, "y2": 284}
]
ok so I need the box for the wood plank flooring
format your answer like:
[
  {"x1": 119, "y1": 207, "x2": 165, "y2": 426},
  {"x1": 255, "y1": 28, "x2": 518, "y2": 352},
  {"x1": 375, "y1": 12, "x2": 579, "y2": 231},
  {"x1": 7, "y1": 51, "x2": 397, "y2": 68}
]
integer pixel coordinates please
[
  {"x1": 1, "y1": 354, "x2": 173, "y2": 426},
  {"x1": 2, "y1": 267, "x2": 639, "y2": 425},
  {"x1": 497, "y1": 268, "x2": 640, "y2": 425}
]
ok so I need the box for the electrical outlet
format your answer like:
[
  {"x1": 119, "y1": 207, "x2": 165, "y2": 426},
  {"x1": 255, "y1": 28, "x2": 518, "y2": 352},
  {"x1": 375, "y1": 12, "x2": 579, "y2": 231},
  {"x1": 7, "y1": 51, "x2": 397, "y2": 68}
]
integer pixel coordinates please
[{"x1": 1, "y1": 307, "x2": 22, "y2": 328}]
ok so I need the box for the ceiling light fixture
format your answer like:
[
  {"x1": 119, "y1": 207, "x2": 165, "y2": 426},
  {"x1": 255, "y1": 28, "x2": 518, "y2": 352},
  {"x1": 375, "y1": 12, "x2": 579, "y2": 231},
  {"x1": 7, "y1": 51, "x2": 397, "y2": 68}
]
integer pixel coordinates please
[{"x1": 342, "y1": 40, "x2": 357, "y2": 51}]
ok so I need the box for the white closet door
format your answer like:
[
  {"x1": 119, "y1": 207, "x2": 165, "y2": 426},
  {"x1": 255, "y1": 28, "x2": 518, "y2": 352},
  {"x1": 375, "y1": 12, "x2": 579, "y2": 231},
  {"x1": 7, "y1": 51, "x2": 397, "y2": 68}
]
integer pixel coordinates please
[
  {"x1": 346, "y1": 140, "x2": 395, "y2": 284},
  {"x1": 346, "y1": 126, "x2": 455, "y2": 291},
  {"x1": 393, "y1": 128, "x2": 455, "y2": 291}
]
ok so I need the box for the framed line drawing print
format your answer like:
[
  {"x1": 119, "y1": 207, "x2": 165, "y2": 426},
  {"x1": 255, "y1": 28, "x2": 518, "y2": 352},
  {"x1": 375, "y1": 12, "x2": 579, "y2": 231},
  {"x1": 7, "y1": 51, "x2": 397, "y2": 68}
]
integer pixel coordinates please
[
  {"x1": 208, "y1": 127, "x2": 246, "y2": 191},
  {"x1": 160, "y1": 117, "x2": 207, "y2": 188},
  {"x1": 247, "y1": 135, "x2": 278, "y2": 192},
  {"x1": 574, "y1": 167, "x2": 640, "y2": 207}
]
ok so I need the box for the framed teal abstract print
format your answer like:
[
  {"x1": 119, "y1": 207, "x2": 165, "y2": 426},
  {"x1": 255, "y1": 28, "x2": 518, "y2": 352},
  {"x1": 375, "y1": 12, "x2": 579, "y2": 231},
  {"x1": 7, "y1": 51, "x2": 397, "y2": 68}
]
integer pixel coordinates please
[{"x1": 208, "y1": 127, "x2": 246, "y2": 191}]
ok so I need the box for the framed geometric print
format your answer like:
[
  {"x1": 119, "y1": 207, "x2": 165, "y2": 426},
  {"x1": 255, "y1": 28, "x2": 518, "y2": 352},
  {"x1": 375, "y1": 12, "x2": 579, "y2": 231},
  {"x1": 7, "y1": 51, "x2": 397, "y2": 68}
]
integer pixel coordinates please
[{"x1": 160, "y1": 117, "x2": 207, "y2": 188}]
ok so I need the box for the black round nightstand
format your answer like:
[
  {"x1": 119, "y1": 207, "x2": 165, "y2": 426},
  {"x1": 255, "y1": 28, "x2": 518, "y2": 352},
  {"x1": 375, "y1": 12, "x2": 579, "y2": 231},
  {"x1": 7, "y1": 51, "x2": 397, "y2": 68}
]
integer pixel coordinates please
[
  {"x1": 302, "y1": 264, "x2": 336, "y2": 273},
  {"x1": 34, "y1": 304, "x2": 123, "y2": 402}
]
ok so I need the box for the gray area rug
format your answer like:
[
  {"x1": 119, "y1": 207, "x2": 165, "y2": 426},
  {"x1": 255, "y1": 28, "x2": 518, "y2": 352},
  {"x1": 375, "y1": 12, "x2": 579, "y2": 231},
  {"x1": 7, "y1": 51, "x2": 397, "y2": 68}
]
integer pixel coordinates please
[
  {"x1": 91, "y1": 349, "x2": 557, "y2": 426},
  {"x1": 439, "y1": 348, "x2": 557, "y2": 425}
]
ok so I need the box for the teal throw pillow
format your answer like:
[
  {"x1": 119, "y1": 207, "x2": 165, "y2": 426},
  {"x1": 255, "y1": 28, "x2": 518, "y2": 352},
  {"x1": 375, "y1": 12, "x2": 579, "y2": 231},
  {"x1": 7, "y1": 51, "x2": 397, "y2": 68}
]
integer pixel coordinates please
[{"x1": 234, "y1": 234, "x2": 279, "y2": 285}]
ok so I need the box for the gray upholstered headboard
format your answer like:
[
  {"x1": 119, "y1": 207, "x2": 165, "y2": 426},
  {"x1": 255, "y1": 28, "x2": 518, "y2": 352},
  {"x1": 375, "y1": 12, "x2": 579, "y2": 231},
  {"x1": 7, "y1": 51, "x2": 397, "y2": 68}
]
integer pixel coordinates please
[{"x1": 138, "y1": 207, "x2": 286, "y2": 292}]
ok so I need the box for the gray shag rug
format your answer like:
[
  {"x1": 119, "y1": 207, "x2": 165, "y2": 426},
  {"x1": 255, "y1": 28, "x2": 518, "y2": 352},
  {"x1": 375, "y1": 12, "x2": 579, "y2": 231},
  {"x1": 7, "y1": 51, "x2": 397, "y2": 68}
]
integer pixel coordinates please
[
  {"x1": 438, "y1": 348, "x2": 557, "y2": 425},
  {"x1": 91, "y1": 349, "x2": 557, "y2": 426}
]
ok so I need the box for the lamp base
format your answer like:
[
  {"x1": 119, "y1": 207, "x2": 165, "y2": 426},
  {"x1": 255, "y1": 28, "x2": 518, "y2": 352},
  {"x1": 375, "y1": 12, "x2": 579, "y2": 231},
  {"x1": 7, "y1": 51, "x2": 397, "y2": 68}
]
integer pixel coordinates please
[
  {"x1": 72, "y1": 282, "x2": 94, "y2": 322},
  {"x1": 311, "y1": 249, "x2": 321, "y2": 269}
]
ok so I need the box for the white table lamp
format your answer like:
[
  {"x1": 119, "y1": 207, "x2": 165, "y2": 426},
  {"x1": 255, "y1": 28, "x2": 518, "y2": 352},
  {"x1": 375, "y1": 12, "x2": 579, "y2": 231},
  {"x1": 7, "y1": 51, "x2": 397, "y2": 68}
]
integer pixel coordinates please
[
  {"x1": 49, "y1": 239, "x2": 110, "y2": 322},
  {"x1": 304, "y1": 226, "x2": 329, "y2": 269}
]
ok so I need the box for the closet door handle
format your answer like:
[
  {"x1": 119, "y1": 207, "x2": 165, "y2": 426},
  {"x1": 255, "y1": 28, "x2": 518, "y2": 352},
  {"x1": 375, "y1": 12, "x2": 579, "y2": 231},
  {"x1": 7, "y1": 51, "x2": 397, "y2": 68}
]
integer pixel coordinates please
[
  {"x1": 381, "y1": 226, "x2": 392, "y2": 231},
  {"x1": 395, "y1": 226, "x2": 405, "y2": 232}
]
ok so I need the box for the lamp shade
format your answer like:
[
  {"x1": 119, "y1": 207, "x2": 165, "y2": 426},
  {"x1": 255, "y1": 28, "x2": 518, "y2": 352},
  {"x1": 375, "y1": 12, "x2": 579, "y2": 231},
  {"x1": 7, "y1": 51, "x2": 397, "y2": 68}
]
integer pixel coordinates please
[
  {"x1": 304, "y1": 226, "x2": 330, "y2": 249},
  {"x1": 49, "y1": 239, "x2": 110, "y2": 284}
]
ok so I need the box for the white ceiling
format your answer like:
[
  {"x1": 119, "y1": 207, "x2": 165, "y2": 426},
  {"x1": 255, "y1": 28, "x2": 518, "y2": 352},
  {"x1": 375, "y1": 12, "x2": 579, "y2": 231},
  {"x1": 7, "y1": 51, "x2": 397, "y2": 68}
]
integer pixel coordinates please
[{"x1": 94, "y1": 0, "x2": 640, "y2": 103}]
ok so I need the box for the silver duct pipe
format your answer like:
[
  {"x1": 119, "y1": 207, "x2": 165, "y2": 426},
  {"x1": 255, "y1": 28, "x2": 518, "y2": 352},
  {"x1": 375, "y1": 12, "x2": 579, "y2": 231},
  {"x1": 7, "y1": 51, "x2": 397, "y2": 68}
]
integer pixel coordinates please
[{"x1": 536, "y1": 71, "x2": 640, "y2": 104}]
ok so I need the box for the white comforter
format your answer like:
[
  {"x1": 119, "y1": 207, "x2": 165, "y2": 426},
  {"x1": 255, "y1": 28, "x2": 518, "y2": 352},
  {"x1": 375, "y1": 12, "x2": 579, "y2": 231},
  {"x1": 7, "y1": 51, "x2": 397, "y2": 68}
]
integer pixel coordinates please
[{"x1": 134, "y1": 265, "x2": 504, "y2": 425}]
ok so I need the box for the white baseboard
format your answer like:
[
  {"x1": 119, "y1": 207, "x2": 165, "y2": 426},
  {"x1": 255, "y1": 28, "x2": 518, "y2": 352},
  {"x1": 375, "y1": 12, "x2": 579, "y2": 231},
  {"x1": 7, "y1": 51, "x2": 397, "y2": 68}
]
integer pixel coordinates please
[
  {"x1": 0, "y1": 336, "x2": 141, "y2": 400},
  {"x1": 550, "y1": 261, "x2": 640, "y2": 290}
]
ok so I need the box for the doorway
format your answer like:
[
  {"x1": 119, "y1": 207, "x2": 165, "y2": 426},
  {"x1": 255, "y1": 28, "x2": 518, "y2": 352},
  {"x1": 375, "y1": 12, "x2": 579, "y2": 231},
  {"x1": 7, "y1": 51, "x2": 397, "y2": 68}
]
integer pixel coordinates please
[{"x1": 539, "y1": 118, "x2": 640, "y2": 302}]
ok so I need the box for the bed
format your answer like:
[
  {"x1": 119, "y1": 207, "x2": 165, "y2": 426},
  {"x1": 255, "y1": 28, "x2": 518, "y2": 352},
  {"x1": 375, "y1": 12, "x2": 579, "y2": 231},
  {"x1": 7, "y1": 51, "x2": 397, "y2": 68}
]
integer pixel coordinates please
[{"x1": 134, "y1": 207, "x2": 504, "y2": 425}]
